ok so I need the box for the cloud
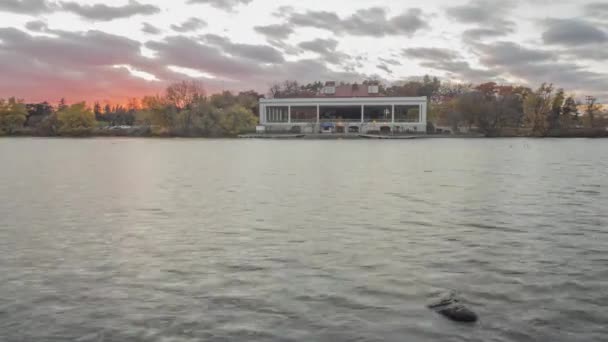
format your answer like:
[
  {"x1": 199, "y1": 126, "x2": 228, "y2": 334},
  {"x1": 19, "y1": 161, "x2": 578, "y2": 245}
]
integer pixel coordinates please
[
  {"x1": 377, "y1": 64, "x2": 392, "y2": 74},
  {"x1": 25, "y1": 20, "x2": 48, "y2": 31},
  {"x1": 59, "y1": 0, "x2": 160, "y2": 21},
  {"x1": 142, "y1": 22, "x2": 161, "y2": 35},
  {"x1": 474, "y1": 41, "x2": 556, "y2": 66},
  {"x1": 200, "y1": 34, "x2": 285, "y2": 63},
  {"x1": 171, "y1": 18, "x2": 207, "y2": 32},
  {"x1": 402, "y1": 47, "x2": 497, "y2": 82},
  {"x1": 379, "y1": 57, "x2": 401, "y2": 66},
  {"x1": 187, "y1": 0, "x2": 252, "y2": 11},
  {"x1": 298, "y1": 38, "x2": 349, "y2": 64},
  {"x1": 0, "y1": 27, "x2": 166, "y2": 103},
  {"x1": 446, "y1": 0, "x2": 516, "y2": 30},
  {"x1": 542, "y1": 18, "x2": 608, "y2": 46},
  {"x1": 470, "y1": 41, "x2": 608, "y2": 99},
  {"x1": 585, "y1": 2, "x2": 608, "y2": 20},
  {"x1": 282, "y1": 7, "x2": 428, "y2": 37},
  {"x1": 145, "y1": 35, "x2": 263, "y2": 79},
  {"x1": 463, "y1": 28, "x2": 513, "y2": 41},
  {"x1": 254, "y1": 23, "x2": 294, "y2": 41},
  {"x1": 144, "y1": 35, "x2": 366, "y2": 90},
  {"x1": 403, "y1": 47, "x2": 460, "y2": 62},
  {"x1": 0, "y1": 0, "x2": 54, "y2": 14}
]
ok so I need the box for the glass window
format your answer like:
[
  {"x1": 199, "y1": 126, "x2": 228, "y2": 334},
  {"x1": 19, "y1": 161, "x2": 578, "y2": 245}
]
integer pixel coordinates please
[
  {"x1": 364, "y1": 105, "x2": 391, "y2": 122},
  {"x1": 291, "y1": 106, "x2": 317, "y2": 122},
  {"x1": 395, "y1": 105, "x2": 420, "y2": 122},
  {"x1": 266, "y1": 106, "x2": 288, "y2": 123}
]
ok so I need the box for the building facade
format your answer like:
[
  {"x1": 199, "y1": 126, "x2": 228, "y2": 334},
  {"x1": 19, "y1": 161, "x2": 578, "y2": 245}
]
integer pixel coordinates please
[{"x1": 259, "y1": 96, "x2": 428, "y2": 134}]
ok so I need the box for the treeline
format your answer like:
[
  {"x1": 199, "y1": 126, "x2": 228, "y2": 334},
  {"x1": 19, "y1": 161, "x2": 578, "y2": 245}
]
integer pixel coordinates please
[
  {"x1": 1, "y1": 77, "x2": 606, "y2": 137},
  {"x1": 0, "y1": 81, "x2": 262, "y2": 137},
  {"x1": 269, "y1": 76, "x2": 607, "y2": 137}
]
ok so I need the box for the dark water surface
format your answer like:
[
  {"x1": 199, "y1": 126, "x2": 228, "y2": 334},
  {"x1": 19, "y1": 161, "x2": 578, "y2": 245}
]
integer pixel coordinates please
[{"x1": 1, "y1": 138, "x2": 607, "y2": 342}]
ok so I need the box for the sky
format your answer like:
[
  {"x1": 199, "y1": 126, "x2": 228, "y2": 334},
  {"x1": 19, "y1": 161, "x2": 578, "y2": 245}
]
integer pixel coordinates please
[{"x1": 1, "y1": 0, "x2": 607, "y2": 104}]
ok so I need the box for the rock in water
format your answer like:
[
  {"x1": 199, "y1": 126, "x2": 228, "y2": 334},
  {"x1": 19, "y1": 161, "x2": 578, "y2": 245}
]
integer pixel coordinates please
[
  {"x1": 437, "y1": 304, "x2": 478, "y2": 322},
  {"x1": 427, "y1": 292, "x2": 478, "y2": 323}
]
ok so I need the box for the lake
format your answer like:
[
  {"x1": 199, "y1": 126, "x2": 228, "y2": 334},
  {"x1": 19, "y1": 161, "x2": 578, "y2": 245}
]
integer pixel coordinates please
[{"x1": 0, "y1": 137, "x2": 607, "y2": 342}]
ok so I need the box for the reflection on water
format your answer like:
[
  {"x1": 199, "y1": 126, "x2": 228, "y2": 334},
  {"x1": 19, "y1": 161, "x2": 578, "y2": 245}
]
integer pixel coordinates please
[{"x1": 0, "y1": 138, "x2": 607, "y2": 342}]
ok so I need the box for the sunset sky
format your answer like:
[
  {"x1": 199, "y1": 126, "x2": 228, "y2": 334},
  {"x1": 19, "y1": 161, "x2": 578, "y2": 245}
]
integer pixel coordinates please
[{"x1": 1, "y1": 0, "x2": 607, "y2": 104}]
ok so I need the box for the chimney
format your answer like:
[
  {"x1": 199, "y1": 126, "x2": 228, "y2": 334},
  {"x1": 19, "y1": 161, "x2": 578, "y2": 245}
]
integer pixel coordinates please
[
  {"x1": 368, "y1": 80, "x2": 379, "y2": 95},
  {"x1": 323, "y1": 81, "x2": 336, "y2": 95}
]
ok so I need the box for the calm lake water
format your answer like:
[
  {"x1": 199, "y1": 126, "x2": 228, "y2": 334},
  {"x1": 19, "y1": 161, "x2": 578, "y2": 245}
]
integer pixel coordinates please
[{"x1": 1, "y1": 137, "x2": 607, "y2": 342}]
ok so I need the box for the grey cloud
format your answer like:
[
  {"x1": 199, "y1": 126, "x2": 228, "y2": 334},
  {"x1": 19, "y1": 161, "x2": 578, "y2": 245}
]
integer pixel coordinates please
[
  {"x1": 187, "y1": 0, "x2": 252, "y2": 11},
  {"x1": 142, "y1": 22, "x2": 161, "y2": 35},
  {"x1": 25, "y1": 20, "x2": 47, "y2": 31},
  {"x1": 562, "y1": 44, "x2": 608, "y2": 61},
  {"x1": 474, "y1": 41, "x2": 556, "y2": 66},
  {"x1": 463, "y1": 28, "x2": 513, "y2": 41},
  {"x1": 145, "y1": 36, "x2": 365, "y2": 87},
  {"x1": 0, "y1": 0, "x2": 53, "y2": 14},
  {"x1": 201, "y1": 34, "x2": 285, "y2": 63},
  {"x1": 377, "y1": 64, "x2": 392, "y2": 74},
  {"x1": 542, "y1": 19, "x2": 608, "y2": 46},
  {"x1": 298, "y1": 38, "x2": 349, "y2": 64},
  {"x1": 285, "y1": 7, "x2": 428, "y2": 37},
  {"x1": 254, "y1": 24, "x2": 294, "y2": 41},
  {"x1": 0, "y1": 27, "x2": 168, "y2": 103},
  {"x1": 585, "y1": 2, "x2": 608, "y2": 20},
  {"x1": 446, "y1": 0, "x2": 516, "y2": 30},
  {"x1": 59, "y1": 0, "x2": 160, "y2": 21},
  {"x1": 402, "y1": 46, "x2": 497, "y2": 82},
  {"x1": 402, "y1": 47, "x2": 460, "y2": 62},
  {"x1": 145, "y1": 35, "x2": 263, "y2": 78},
  {"x1": 171, "y1": 18, "x2": 207, "y2": 32},
  {"x1": 471, "y1": 40, "x2": 608, "y2": 100},
  {"x1": 379, "y1": 57, "x2": 401, "y2": 66}
]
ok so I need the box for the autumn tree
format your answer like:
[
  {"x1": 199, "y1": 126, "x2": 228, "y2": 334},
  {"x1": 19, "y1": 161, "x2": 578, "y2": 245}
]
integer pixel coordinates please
[
  {"x1": 166, "y1": 80, "x2": 205, "y2": 110},
  {"x1": 524, "y1": 83, "x2": 554, "y2": 136},
  {"x1": 217, "y1": 105, "x2": 258, "y2": 136},
  {"x1": 0, "y1": 97, "x2": 27, "y2": 134},
  {"x1": 584, "y1": 96, "x2": 601, "y2": 128},
  {"x1": 561, "y1": 96, "x2": 579, "y2": 128},
  {"x1": 56, "y1": 102, "x2": 97, "y2": 135},
  {"x1": 548, "y1": 88, "x2": 565, "y2": 130}
]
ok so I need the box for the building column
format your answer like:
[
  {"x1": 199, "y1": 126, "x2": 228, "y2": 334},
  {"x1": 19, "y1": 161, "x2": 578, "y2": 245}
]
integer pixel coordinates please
[
  {"x1": 288, "y1": 105, "x2": 291, "y2": 124},
  {"x1": 316, "y1": 104, "x2": 320, "y2": 123},
  {"x1": 259, "y1": 105, "x2": 265, "y2": 124},
  {"x1": 391, "y1": 104, "x2": 395, "y2": 123},
  {"x1": 361, "y1": 104, "x2": 364, "y2": 123},
  {"x1": 420, "y1": 102, "x2": 427, "y2": 123}
]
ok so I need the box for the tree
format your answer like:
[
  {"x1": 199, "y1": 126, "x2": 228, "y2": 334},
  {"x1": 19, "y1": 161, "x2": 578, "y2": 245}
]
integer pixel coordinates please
[
  {"x1": 561, "y1": 96, "x2": 579, "y2": 128},
  {"x1": 218, "y1": 105, "x2": 257, "y2": 136},
  {"x1": 56, "y1": 102, "x2": 97, "y2": 135},
  {"x1": 584, "y1": 96, "x2": 601, "y2": 128},
  {"x1": 524, "y1": 83, "x2": 554, "y2": 136},
  {"x1": 25, "y1": 101, "x2": 54, "y2": 128},
  {"x1": 0, "y1": 97, "x2": 28, "y2": 134},
  {"x1": 548, "y1": 88, "x2": 565, "y2": 130},
  {"x1": 166, "y1": 80, "x2": 205, "y2": 110},
  {"x1": 268, "y1": 80, "x2": 315, "y2": 98},
  {"x1": 93, "y1": 102, "x2": 102, "y2": 120},
  {"x1": 58, "y1": 98, "x2": 68, "y2": 111},
  {"x1": 141, "y1": 95, "x2": 174, "y2": 129}
]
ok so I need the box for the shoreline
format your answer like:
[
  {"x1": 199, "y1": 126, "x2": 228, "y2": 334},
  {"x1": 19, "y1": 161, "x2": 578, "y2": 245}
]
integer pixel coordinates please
[{"x1": 2, "y1": 133, "x2": 607, "y2": 139}]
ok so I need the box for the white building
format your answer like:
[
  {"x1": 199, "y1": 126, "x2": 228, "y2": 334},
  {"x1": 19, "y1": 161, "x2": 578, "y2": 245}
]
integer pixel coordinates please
[{"x1": 259, "y1": 96, "x2": 428, "y2": 134}]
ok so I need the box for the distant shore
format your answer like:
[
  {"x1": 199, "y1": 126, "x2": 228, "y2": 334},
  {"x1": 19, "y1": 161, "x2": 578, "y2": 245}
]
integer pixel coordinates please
[{"x1": 3, "y1": 127, "x2": 608, "y2": 139}]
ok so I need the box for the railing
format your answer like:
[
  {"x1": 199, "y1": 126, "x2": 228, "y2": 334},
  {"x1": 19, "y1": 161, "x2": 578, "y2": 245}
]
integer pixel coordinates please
[
  {"x1": 363, "y1": 118, "x2": 392, "y2": 123},
  {"x1": 319, "y1": 119, "x2": 362, "y2": 123},
  {"x1": 290, "y1": 118, "x2": 317, "y2": 123}
]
